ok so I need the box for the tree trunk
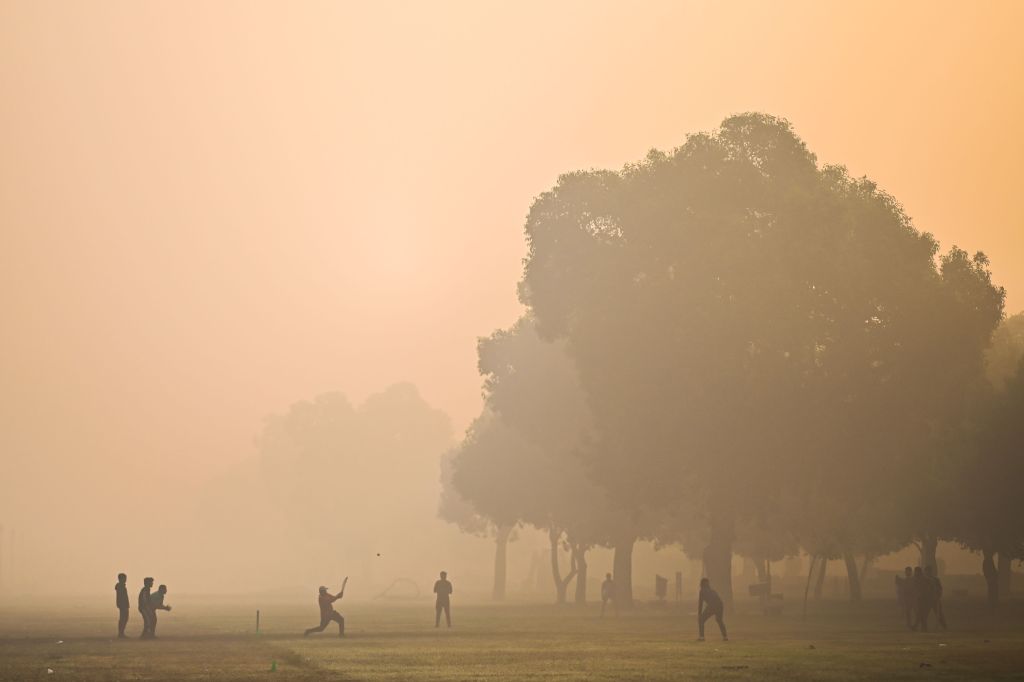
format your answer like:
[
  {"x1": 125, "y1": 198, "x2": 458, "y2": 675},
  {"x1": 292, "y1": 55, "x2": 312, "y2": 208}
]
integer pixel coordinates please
[
  {"x1": 613, "y1": 534, "x2": 635, "y2": 608},
  {"x1": 549, "y1": 529, "x2": 567, "y2": 603},
  {"x1": 703, "y1": 507, "x2": 735, "y2": 610},
  {"x1": 492, "y1": 524, "x2": 512, "y2": 601},
  {"x1": 802, "y1": 555, "x2": 818, "y2": 619},
  {"x1": 982, "y1": 547, "x2": 999, "y2": 608},
  {"x1": 998, "y1": 553, "x2": 1012, "y2": 597},
  {"x1": 919, "y1": 533, "x2": 938, "y2": 574},
  {"x1": 549, "y1": 528, "x2": 578, "y2": 604},
  {"x1": 843, "y1": 552, "x2": 862, "y2": 602},
  {"x1": 754, "y1": 558, "x2": 768, "y2": 584},
  {"x1": 741, "y1": 558, "x2": 756, "y2": 584},
  {"x1": 813, "y1": 557, "x2": 828, "y2": 600},
  {"x1": 573, "y1": 544, "x2": 588, "y2": 605}
]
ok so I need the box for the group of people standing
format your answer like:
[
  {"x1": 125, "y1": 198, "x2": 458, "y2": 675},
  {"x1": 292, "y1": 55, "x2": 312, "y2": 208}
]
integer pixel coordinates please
[
  {"x1": 895, "y1": 565, "x2": 946, "y2": 632},
  {"x1": 114, "y1": 573, "x2": 172, "y2": 639}
]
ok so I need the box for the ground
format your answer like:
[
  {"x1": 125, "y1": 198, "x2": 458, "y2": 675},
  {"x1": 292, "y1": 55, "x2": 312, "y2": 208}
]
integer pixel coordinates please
[{"x1": 2, "y1": 597, "x2": 1023, "y2": 681}]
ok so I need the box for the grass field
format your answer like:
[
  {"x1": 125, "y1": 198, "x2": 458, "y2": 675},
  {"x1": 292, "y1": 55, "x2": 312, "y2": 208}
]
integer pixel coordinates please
[{"x1": 2, "y1": 596, "x2": 1023, "y2": 680}]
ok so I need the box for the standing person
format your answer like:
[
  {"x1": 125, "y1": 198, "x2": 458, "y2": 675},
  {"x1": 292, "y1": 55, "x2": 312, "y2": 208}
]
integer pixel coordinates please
[
  {"x1": 600, "y1": 573, "x2": 617, "y2": 617},
  {"x1": 897, "y1": 567, "x2": 915, "y2": 630},
  {"x1": 138, "y1": 577, "x2": 154, "y2": 639},
  {"x1": 433, "y1": 571, "x2": 453, "y2": 628},
  {"x1": 148, "y1": 585, "x2": 172, "y2": 638},
  {"x1": 697, "y1": 578, "x2": 728, "y2": 642},
  {"x1": 913, "y1": 567, "x2": 932, "y2": 632},
  {"x1": 114, "y1": 573, "x2": 130, "y2": 639},
  {"x1": 925, "y1": 565, "x2": 947, "y2": 630},
  {"x1": 304, "y1": 579, "x2": 347, "y2": 637}
]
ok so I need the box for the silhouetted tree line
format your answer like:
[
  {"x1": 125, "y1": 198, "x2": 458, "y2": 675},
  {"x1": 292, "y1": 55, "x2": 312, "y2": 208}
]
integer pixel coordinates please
[{"x1": 441, "y1": 114, "x2": 1024, "y2": 608}]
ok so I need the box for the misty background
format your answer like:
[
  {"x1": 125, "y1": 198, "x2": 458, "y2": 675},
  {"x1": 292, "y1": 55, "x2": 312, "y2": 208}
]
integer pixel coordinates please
[{"x1": 1, "y1": 1, "x2": 1023, "y2": 598}]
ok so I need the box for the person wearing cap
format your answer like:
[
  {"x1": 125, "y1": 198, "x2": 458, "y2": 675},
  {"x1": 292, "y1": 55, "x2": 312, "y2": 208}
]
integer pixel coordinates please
[
  {"x1": 433, "y1": 571, "x2": 453, "y2": 628},
  {"x1": 304, "y1": 579, "x2": 346, "y2": 637}
]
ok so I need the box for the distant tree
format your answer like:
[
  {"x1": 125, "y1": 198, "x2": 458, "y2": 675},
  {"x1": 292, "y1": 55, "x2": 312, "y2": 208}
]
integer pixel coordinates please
[
  {"x1": 791, "y1": 482, "x2": 908, "y2": 604},
  {"x1": 257, "y1": 385, "x2": 454, "y2": 581},
  {"x1": 478, "y1": 318, "x2": 639, "y2": 605},
  {"x1": 444, "y1": 416, "x2": 525, "y2": 601},
  {"x1": 453, "y1": 319, "x2": 636, "y2": 604},
  {"x1": 438, "y1": 448, "x2": 515, "y2": 601},
  {"x1": 450, "y1": 412, "x2": 595, "y2": 604}
]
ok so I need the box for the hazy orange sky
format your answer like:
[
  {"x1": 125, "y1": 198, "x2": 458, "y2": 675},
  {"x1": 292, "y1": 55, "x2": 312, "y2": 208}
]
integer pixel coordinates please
[{"x1": 1, "y1": 1, "x2": 1022, "y2": 529}]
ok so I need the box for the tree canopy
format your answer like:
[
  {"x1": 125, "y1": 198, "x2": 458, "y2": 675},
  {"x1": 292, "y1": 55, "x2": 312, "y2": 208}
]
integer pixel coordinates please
[{"x1": 514, "y1": 113, "x2": 1005, "y2": 603}]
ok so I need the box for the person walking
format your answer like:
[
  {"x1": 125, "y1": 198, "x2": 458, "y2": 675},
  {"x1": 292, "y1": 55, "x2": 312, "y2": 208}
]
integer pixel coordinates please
[
  {"x1": 115, "y1": 573, "x2": 130, "y2": 638},
  {"x1": 304, "y1": 579, "x2": 347, "y2": 637},
  {"x1": 434, "y1": 571, "x2": 453, "y2": 628},
  {"x1": 697, "y1": 578, "x2": 728, "y2": 642}
]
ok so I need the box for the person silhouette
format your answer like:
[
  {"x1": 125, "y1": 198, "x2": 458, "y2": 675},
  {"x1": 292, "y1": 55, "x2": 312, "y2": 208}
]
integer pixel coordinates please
[
  {"x1": 600, "y1": 573, "x2": 617, "y2": 617},
  {"x1": 896, "y1": 566, "x2": 914, "y2": 630},
  {"x1": 697, "y1": 578, "x2": 728, "y2": 641},
  {"x1": 138, "y1": 577, "x2": 154, "y2": 639},
  {"x1": 114, "y1": 573, "x2": 129, "y2": 638},
  {"x1": 304, "y1": 579, "x2": 347, "y2": 637},
  {"x1": 148, "y1": 585, "x2": 172, "y2": 638},
  {"x1": 433, "y1": 571, "x2": 453, "y2": 628}
]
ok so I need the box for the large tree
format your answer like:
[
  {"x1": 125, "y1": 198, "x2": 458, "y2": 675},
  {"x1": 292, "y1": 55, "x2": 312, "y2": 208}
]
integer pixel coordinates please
[{"x1": 519, "y1": 113, "x2": 1003, "y2": 605}]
